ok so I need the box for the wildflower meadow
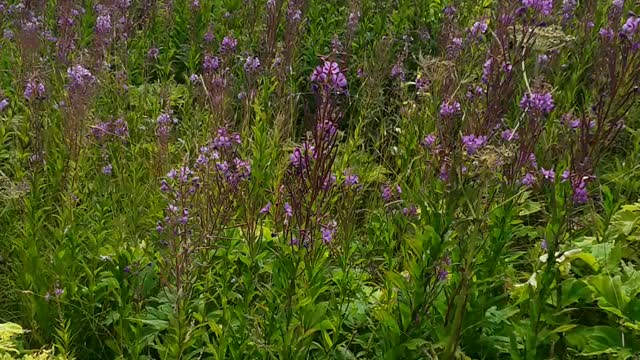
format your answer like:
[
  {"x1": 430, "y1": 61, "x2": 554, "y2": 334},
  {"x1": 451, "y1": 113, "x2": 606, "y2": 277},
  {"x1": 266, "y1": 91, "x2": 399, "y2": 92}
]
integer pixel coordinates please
[{"x1": 1, "y1": 0, "x2": 640, "y2": 359}]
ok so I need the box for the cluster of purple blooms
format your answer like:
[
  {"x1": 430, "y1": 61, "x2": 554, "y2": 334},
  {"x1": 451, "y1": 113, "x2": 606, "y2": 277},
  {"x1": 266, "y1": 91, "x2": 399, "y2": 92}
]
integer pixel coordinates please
[
  {"x1": 439, "y1": 100, "x2": 461, "y2": 118},
  {"x1": 519, "y1": 91, "x2": 555, "y2": 117},
  {"x1": 501, "y1": 129, "x2": 519, "y2": 141},
  {"x1": 521, "y1": 0, "x2": 553, "y2": 16},
  {"x1": 67, "y1": 65, "x2": 96, "y2": 90},
  {"x1": 343, "y1": 170, "x2": 360, "y2": 188},
  {"x1": 381, "y1": 183, "x2": 402, "y2": 203},
  {"x1": 321, "y1": 221, "x2": 337, "y2": 244},
  {"x1": 461, "y1": 134, "x2": 487, "y2": 155},
  {"x1": 600, "y1": 27, "x2": 616, "y2": 43},
  {"x1": 203, "y1": 55, "x2": 220, "y2": 72},
  {"x1": 156, "y1": 112, "x2": 177, "y2": 140},
  {"x1": 468, "y1": 19, "x2": 488, "y2": 40},
  {"x1": 520, "y1": 165, "x2": 591, "y2": 204},
  {"x1": 95, "y1": 13, "x2": 111, "y2": 36},
  {"x1": 415, "y1": 76, "x2": 431, "y2": 93},
  {"x1": 390, "y1": 63, "x2": 405, "y2": 81},
  {"x1": 446, "y1": 37, "x2": 463, "y2": 58},
  {"x1": 310, "y1": 60, "x2": 348, "y2": 93},
  {"x1": 243, "y1": 56, "x2": 261, "y2": 74},
  {"x1": 219, "y1": 35, "x2": 238, "y2": 54},
  {"x1": 91, "y1": 118, "x2": 129, "y2": 142},
  {"x1": 158, "y1": 166, "x2": 200, "y2": 233},
  {"x1": 290, "y1": 142, "x2": 316, "y2": 171},
  {"x1": 561, "y1": 0, "x2": 577, "y2": 24},
  {"x1": 24, "y1": 80, "x2": 46, "y2": 100},
  {"x1": 193, "y1": 128, "x2": 251, "y2": 186},
  {"x1": 421, "y1": 133, "x2": 437, "y2": 148}
]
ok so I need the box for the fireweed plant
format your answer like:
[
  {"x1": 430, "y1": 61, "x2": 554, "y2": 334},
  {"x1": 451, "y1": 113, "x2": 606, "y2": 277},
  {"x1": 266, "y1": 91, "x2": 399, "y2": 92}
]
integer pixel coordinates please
[{"x1": 1, "y1": 0, "x2": 640, "y2": 359}]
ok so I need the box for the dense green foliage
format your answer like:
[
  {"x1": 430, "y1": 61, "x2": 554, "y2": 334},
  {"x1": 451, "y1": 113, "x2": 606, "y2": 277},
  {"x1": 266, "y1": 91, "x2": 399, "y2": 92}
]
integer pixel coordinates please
[{"x1": 1, "y1": 0, "x2": 640, "y2": 359}]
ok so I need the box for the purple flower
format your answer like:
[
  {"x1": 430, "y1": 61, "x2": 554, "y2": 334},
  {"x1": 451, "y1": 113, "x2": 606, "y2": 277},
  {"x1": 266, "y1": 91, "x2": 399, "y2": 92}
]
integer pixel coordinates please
[
  {"x1": 421, "y1": 133, "x2": 436, "y2": 147},
  {"x1": 461, "y1": 134, "x2": 487, "y2": 155},
  {"x1": 381, "y1": 184, "x2": 401, "y2": 203},
  {"x1": 468, "y1": 19, "x2": 488, "y2": 39},
  {"x1": 402, "y1": 205, "x2": 418, "y2": 217},
  {"x1": 243, "y1": 56, "x2": 261, "y2": 74},
  {"x1": 439, "y1": 164, "x2": 450, "y2": 182},
  {"x1": 447, "y1": 37, "x2": 463, "y2": 57},
  {"x1": 521, "y1": 0, "x2": 553, "y2": 16},
  {"x1": 541, "y1": 239, "x2": 548, "y2": 250},
  {"x1": 439, "y1": 100, "x2": 461, "y2": 118},
  {"x1": 443, "y1": 5, "x2": 456, "y2": 18},
  {"x1": 561, "y1": 169, "x2": 571, "y2": 182},
  {"x1": 343, "y1": 170, "x2": 359, "y2": 187},
  {"x1": 203, "y1": 55, "x2": 220, "y2": 72},
  {"x1": 613, "y1": 0, "x2": 624, "y2": 10},
  {"x1": 537, "y1": 54, "x2": 550, "y2": 64},
  {"x1": 148, "y1": 47, "x2": 159, "y2": 59},
  {"x1": 67, "y1": 65, "x2": 96, "y2": 89},
  {"x1": 287, "y1": 6, "x2": 302, "y2": 23},
  {"x1": 621, "y1": 16, "x2": 640, "y2": 39},
  {"x1": 482, "y1": 58, "x2": 494, "y2": 83},
  {"x1": 321, "y1": 221, "x2": 336, "y2": 244},
  {"x1": 520, "y1": 91, "x2": 554, "y2": 116},
  {"x1": 541, "y1": 167, "x2": 555, "y2": 181},
  {"x1": 561, "y1": 113, "x2": 581, "y2": 128},
  {"x1": 390, "y1": 63, "x2": 405, "y2": 80},
  {"x1": 95, "y1": 14, "x2": 111, "y2": 35},
  {"x1": 572, "y1": 180, "x2": 589, "y2": 204},
  {"x1": 438, "y1": 269, "x2": 449, "y2": 281},
  {"x1": 0, "y1": 98, "x2": 8, "y2": 111},
  {"x1": 599, "y1": 27, "x2": 615, "y2": 42},
  {"x1": 311, "y1": 60, "x2": 348, "y2": 92},
  {"x1": 204, "y1": 30, "x2": 215, "y2": 43},
  {"x1": 561, "y1": 0, "x2": 577, "y2": 23},
  {"x1": 260, "y1": 202, "x2": 272, "y2": 215},
  {"x1": 113, "y1": 118, "x2": 129, "y2": 138},
  {"x1": 160, "y1": 179, "x2": 171, "y2": 192},
  {"x1": 415, "y1": 76, "x2": 431, "y2": 92},
  {"x1": 284, "y1": 202, "x2": 293, "y2": 218},
  {"x1": 156, "y1": 221, "x2": 164, "y2": 233},
  {"x1": 24, "y1": 80, "x2": 45, "y2": 100},
  {"x1": 322, "y1": 173, "x2": 337, "y2": 190},
  {"x1": 212, "y1": 127, "x2": 241, "y2": 148},
  {"x1": 220, "y1": 35, "x2": 237, "y2": 54},
  {"x1": 521, "y1": 173, "x2": 537, "y2": 187},
  {"x1": 102, "y1": 164, "x2": 113, "y2": 175},
  {"x1": 501, "y1": 129, "x2": 519, "y2": 141},
  {"x1": 189, "y1": 73, "x2": 200, "y2": 83}
]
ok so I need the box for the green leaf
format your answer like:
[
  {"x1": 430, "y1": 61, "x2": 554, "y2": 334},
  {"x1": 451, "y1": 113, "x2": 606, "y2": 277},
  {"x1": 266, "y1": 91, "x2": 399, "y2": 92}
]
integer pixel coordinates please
[
  {"x1": 403, "y1": 338, "x2": 428, "y2": 350},
  {"x1": 587, "y1": 275, "x2": 629, "y2": 317},
  {"x1": 551, "y1": 324, "x2": 577, "y2": 333},
  {"x1": 565, "y1": 326, "x2": 629, "y2": 356}
]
